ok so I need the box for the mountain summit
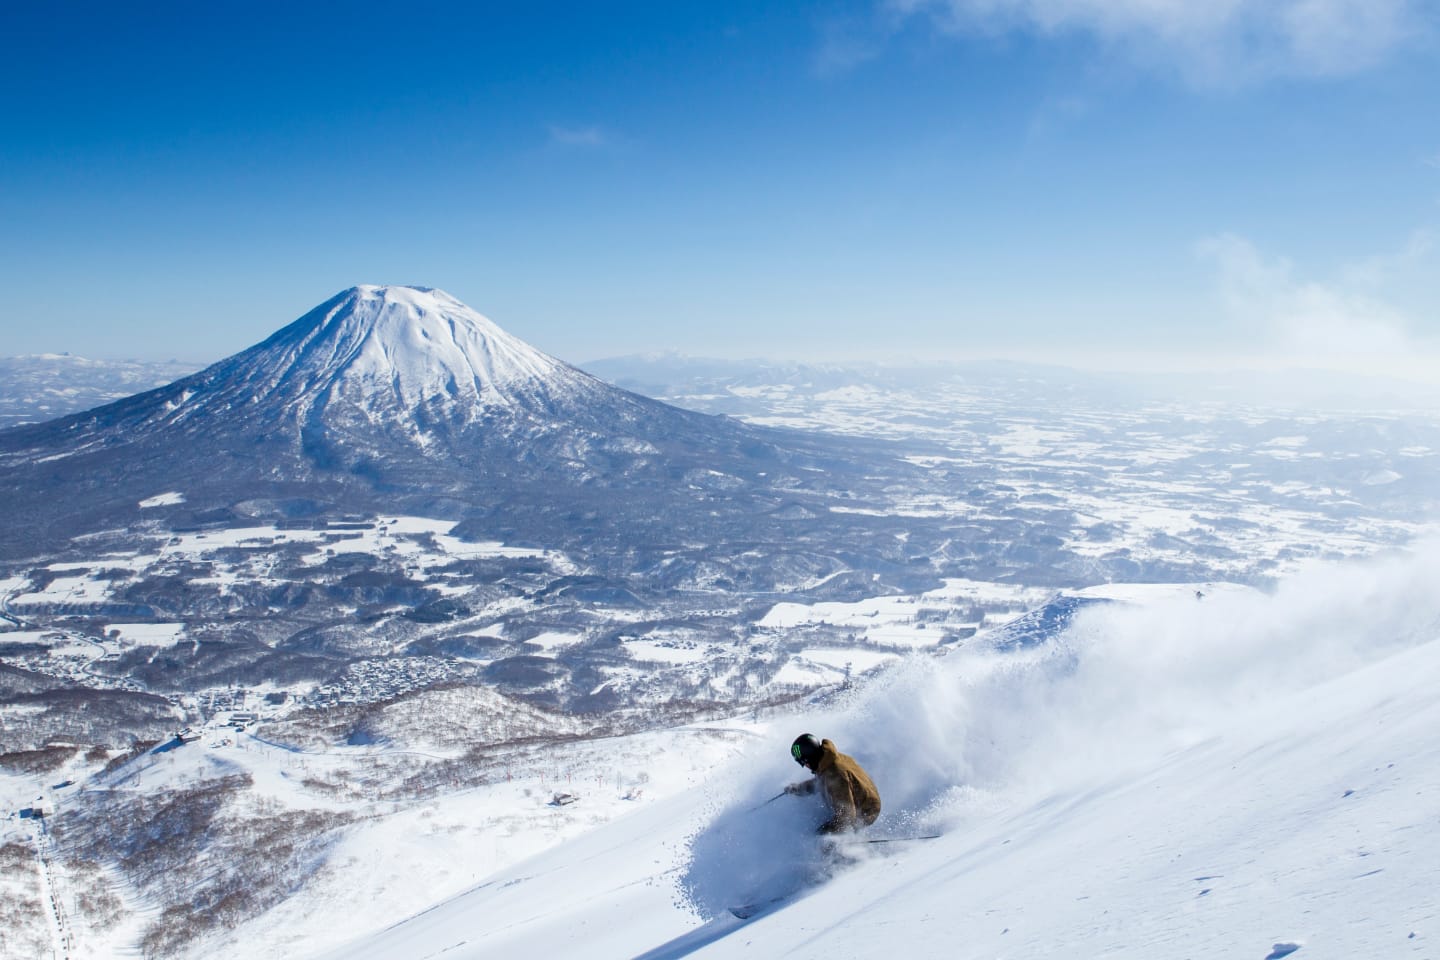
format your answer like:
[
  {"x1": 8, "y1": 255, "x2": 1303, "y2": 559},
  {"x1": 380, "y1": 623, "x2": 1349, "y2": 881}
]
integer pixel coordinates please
[
  {"x1": 214, "y1": 285, "x2": 580, "y2": 423},
  {"x1": 88, "y1": 285, "x2": 608, "y2": 447}
]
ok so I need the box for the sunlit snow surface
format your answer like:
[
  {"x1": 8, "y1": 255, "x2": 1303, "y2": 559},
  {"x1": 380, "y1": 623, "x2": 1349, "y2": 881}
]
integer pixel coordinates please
[{"x1": 311, "y1": 541, "x2": 1440, "y2": 960}]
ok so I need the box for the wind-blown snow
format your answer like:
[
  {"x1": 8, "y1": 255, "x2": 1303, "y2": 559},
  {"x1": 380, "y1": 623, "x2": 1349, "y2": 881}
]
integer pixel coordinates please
[{"x1": 324, "y1": 539, "x2": 1440, "y2": 959}]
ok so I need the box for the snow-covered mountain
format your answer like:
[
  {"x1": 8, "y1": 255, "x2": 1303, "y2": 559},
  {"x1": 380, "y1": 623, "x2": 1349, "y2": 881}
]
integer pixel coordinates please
[
  {"x1": 0, "y1": 286, "x2": 914, "y2": 564},
  {"x1": 0, "y1": 285, "x2": 699, "y2": 460}
]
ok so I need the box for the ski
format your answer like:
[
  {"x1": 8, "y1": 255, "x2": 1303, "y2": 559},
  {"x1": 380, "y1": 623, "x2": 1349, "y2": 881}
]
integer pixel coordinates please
[
  {"x1": 728, "y1": 895, "x2": 790, "y2": 919},
  {"x1": 843, "y1": 833, "x2": 941, "y2": 845}
]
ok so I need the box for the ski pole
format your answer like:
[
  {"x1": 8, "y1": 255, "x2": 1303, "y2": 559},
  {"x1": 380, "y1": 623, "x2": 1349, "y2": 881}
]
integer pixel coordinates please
[{"x1": 749, "y1": 791, "x2": 786, "y2": 812}]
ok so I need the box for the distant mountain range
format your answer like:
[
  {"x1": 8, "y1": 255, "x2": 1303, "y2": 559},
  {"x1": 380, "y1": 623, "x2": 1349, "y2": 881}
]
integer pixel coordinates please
[
  {"x1": 0, "y1": 354, "x2": 200, "y2": 430},
  {"x1": 582, "y1": 351, "x2": 1440, "y2": 415}
]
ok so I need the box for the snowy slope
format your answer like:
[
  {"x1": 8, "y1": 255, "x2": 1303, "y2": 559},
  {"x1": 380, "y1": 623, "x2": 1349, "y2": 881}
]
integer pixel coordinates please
[{"x1": 317, "y1": 540, "x2": 1440, "y2": 959}]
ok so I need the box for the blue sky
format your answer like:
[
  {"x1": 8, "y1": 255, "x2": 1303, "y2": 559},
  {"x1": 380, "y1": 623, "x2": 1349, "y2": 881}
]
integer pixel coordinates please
[{"x1": 2, "y1": 0, "x2": 1438, "y2": 375}]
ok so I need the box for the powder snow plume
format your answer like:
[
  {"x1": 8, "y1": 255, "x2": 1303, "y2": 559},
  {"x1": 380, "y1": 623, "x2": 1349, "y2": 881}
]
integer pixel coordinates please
[{"x1": 680, "y1": 537, "x2": 1440, "y2": 916}]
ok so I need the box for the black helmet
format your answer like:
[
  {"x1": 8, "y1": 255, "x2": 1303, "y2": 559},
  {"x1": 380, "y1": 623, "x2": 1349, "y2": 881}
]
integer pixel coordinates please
[{"x1": 791, "y1": 733, "x2": 822, "y2": 768}]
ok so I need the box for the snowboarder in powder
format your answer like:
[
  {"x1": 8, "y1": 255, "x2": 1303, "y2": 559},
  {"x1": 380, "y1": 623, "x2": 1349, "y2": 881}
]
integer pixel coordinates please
[{"x1": 785, "y1": 733, "x2": 881, "y2": 834}]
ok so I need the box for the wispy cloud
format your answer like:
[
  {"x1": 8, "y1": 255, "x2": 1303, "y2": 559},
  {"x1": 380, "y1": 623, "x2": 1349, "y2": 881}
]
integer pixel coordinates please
[
  {"x1": 546, "y1": 125, "x2": 615, "y2": 149},
  {"x1": 889, "y1": 0, "x2": 1435, "y2": 85},
  {"x1": 1196, "y1": 232, "x2": 1438, "y2": 378},
  {"x1": 813, "y1": 15, "x2": 893, "y2": 76}
]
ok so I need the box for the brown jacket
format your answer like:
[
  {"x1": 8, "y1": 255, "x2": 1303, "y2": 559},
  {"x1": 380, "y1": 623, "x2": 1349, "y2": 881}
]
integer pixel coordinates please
[{"x1": 791, "y1": 738, "x2": 881, "y2": 833}]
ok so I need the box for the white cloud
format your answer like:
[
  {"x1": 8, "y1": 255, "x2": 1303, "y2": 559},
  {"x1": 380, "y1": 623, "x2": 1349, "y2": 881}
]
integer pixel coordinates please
[
  {"x1": 890, "y1": 0, "x2": 1434, "y2": 84},
  {"x1": 1196, "y1": 232, "x2": 1439, "y2": 377}
]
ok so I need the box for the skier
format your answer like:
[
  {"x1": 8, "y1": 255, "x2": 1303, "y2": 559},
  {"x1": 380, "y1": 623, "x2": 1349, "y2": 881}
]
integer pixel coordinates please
[{"x1": 784, "y1": 733, "x2": 881, "y2": 834}]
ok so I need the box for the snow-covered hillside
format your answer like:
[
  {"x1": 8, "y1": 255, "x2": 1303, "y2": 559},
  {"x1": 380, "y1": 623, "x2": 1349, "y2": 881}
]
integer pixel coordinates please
[{"x1": 313, "y1": 541, "x2": 1439, "y2": 959}]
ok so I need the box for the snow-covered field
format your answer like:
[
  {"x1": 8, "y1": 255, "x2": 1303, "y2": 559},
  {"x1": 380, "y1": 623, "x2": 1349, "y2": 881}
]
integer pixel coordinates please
[
  {"x1": 3, "y1": 515, "x2": 570, "y2": 613},
  {"x1": 286, "y1": 539, "x2": 1439, "y2": 959}
]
